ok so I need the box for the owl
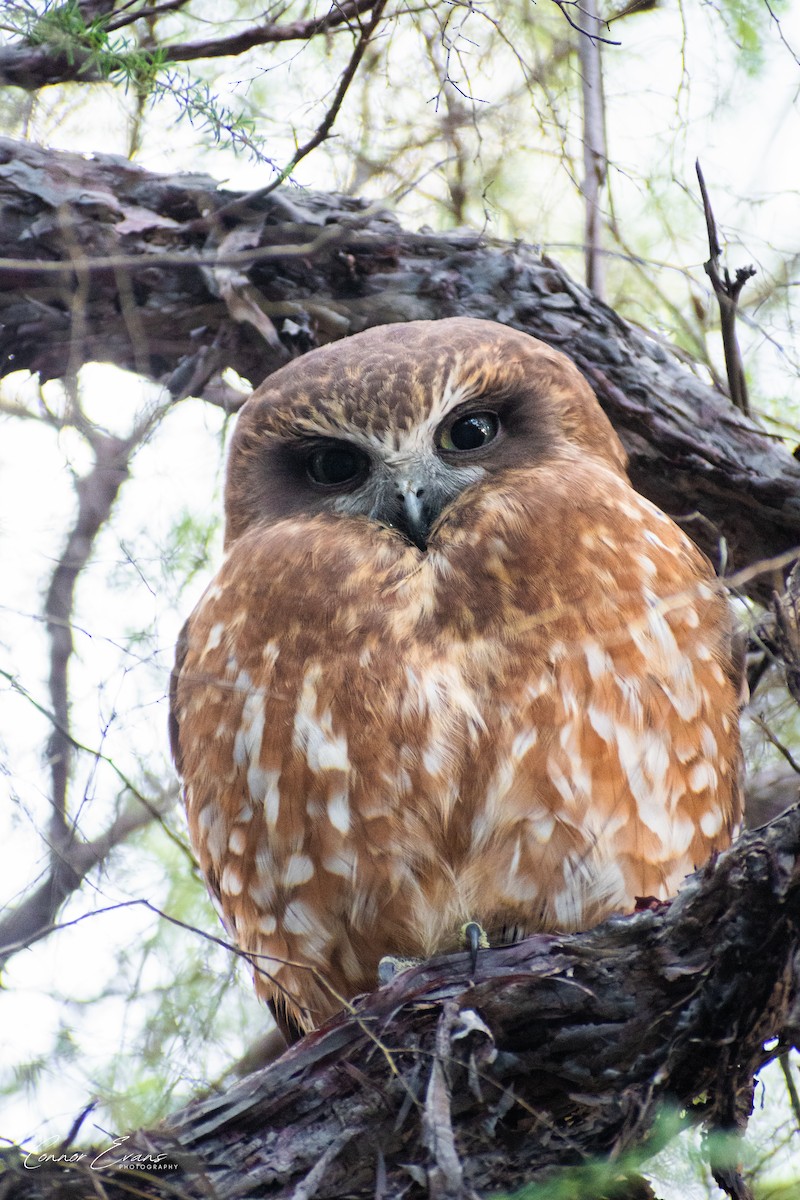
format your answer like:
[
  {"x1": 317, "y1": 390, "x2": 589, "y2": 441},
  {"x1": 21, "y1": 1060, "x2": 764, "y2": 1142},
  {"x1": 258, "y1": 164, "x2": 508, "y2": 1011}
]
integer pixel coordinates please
[{"x1": 169, "y1": 318, "x2": 742, "y2": 1040}]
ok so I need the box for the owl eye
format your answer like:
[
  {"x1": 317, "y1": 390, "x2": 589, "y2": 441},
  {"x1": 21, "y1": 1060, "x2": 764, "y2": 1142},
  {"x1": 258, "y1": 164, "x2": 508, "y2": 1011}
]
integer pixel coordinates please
[
  {"x1": 306, "y1": 443, "x2": 369, "y2": 488},
  {"x1": 438, "y1": 412, "x2": 500, "y2": 453}
]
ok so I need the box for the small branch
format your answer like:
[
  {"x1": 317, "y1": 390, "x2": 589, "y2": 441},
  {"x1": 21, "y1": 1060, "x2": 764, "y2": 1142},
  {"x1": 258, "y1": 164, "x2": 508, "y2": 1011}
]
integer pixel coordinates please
[
  {"x1": 149, "y1": 0, "x2": 382, "y2": 65},
  {"x1": 0, "y1": 212, "x2": 377, "y2": 274},
  {"x1": 577, "y1": 0, "x2": 607, "y2": 297},
  {"x1": 696, "y1": 160, "x2": 756, "y2": 416},
  {"x1": 104, "y1": 0, "x2": 193, "y2": 34},
  {"x1": 746, "y1": 559, "x2": 800, "y2": 704},
  {"x1": 779, "y1": 1051, "x2": 800, "y2": 1130},
  {"x1": 551, "y1": 0, "x2": 621, "y2": 45}
]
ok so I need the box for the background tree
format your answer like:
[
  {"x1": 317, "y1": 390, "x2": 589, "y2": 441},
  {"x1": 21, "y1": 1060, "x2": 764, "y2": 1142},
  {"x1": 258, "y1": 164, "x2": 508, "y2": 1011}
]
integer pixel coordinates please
[{"x1": 1, "y1": 2, "x2": 799, "y2": 1196}]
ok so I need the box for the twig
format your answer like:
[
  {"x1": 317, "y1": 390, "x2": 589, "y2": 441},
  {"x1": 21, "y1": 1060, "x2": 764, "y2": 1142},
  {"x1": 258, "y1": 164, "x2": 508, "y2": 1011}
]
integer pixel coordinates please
[
  {"x1": 104, "y1": 0, "x2": 193, "y2": 34},
  {"x1": 551, "y1": 0, "x2": 620, "y2": 45},
  {"x1": 0, "y1": 782, "x2": 178, "y2": 967},
  {"x1": 751, "y1": 716, "x2": 800, "y2": 777},
  {"x1": 695, "y1": 160, "x2": 756, "y2": 416},
  {"x1": 215, "y1": 0, "x2": 391, "y2": 212}
]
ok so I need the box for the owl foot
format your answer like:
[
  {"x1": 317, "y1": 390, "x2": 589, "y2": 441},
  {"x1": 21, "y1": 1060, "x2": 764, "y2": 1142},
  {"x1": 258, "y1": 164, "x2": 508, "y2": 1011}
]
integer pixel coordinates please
[
  {"x1": 377, "y1": 954, "x2": 423, "y2": 986},
  {"x1": 461, "y1": 921, "x2": 490, "y2": 973}
]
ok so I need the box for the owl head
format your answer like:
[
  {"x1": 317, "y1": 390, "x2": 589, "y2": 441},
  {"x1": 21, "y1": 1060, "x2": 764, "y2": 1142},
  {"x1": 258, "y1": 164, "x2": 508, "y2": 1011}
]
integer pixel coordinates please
[{"x1": 224, "y1": 318, "x2": 627, "y2": 549}]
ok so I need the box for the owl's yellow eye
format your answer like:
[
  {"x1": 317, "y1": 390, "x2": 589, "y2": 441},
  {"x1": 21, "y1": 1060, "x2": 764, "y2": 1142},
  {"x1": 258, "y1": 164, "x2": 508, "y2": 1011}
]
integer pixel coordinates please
[
  {"x1": 438, "y1": 412, "x2": 499, "y2": 452},
  {"x1": 306, "y1": 443, "x2": 369, "y2": 487}
]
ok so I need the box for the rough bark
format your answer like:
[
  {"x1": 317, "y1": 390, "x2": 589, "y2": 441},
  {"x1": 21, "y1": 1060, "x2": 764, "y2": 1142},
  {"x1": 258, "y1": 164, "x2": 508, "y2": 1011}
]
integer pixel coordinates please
[
  {"x1": 4, "y1": 806, "x2": 799, "y2": 1200},
  {"x1": 1, "y1": 136, "x2": 799, "y2": 592}
]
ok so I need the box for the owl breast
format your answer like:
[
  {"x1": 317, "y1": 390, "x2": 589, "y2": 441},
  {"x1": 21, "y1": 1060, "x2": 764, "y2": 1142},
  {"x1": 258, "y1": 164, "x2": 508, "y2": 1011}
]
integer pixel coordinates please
[{"x1": 173, "y1": 457, "x2": 741, "y2": 1033}]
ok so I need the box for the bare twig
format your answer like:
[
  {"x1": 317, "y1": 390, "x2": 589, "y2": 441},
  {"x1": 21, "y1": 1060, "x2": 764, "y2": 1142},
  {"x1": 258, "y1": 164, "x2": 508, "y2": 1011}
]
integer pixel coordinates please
[
  {"x1": 0, "y1": 213, "x2": 378, "y2": 274},
  {"x1": 696, "y1": 160, "x2": 756, "y2": 416},
  {"x1": 751, "y1": 716, "x2": 800, "y2": 777},
  {"x1": 779, "y1": 1051, "x2": 800, "y2": 1129},
  {"x1": 551, "y1": 0, "x2": 621, "y2": 45},
  {"x1": 104, "y1": 0, "x2": 193, "y2": 34},
  {"x1": 763, "y1": 0, "x2": 800, "y2": 68},
  {"x1": 213, "y1": 0, "x2": 391, "y2": 213}
]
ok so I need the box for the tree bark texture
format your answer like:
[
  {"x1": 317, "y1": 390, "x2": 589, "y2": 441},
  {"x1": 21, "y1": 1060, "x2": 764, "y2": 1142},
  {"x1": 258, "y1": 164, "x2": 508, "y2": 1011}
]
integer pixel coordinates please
[
  {"x1": 3, "y1": 806, "x2": 799, "y2": 1199},
  {"x1": 1, "y1": 136, "x2": 799, "y2": 592}
]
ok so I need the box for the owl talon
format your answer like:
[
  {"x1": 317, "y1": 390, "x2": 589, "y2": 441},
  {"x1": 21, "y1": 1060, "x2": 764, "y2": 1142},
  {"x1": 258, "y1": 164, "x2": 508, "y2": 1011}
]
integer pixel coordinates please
[{"x1": 461, "y1": 921, "x2": 490, "y2": 973}]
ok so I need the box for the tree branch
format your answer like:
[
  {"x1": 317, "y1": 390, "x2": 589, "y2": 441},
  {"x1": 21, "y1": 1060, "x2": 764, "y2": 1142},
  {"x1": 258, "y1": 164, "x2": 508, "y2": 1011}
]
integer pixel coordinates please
[
  {"x1": 1, "y1": 137, "x2": 798, "y2": 592},
  {"x1": 44, "y1": 429, "x2": 132, "y2": 841},
  {"x1": 4, "y1": 806, "x2": 799, "y2": 1199},
  {"x1": 0, "y1": 381, "x2": 180, "y2": 965},
  {"x1": 0, "y1": 0, "x2": 382, "y2": 89}
]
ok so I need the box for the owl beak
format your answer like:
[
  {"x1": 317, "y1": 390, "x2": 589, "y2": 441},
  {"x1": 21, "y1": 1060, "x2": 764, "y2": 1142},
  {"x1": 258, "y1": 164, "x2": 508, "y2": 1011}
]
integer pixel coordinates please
[{"x1": 393, "y1": 478, "x2": 431, "y2": 551}]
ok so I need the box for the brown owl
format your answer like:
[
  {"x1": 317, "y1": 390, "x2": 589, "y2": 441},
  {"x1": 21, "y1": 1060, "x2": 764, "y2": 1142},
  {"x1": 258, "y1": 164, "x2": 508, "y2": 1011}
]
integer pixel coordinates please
[{"x1": 169, "y1": 318, "x2": 742, "y2": 1039}]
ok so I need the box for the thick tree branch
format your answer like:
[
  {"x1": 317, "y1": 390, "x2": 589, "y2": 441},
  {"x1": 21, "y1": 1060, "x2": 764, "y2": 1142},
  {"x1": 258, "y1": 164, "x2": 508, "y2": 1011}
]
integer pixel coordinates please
[
  {"x1": 4, "y1": 806, "x2": 799, "y2": 1199},
  {"x1": 44, "y1": 429, "x2": 132, "y2": 838},
  {"x1": 1, "y1": 138, "x2": 799, "y2": 592}
]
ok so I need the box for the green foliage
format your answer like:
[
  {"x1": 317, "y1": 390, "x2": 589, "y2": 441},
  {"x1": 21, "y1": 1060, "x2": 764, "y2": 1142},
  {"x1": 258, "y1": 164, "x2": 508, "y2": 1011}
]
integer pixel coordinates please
[
  {"x1": 152, "y1": 70, "x2": 265, "y2": 161},
  {"x1": 146, "y1": 506, "x2": 221, "y2": 601},
  {"x1": 718, "y1": 0, "x2": 788, "y2": 76}
]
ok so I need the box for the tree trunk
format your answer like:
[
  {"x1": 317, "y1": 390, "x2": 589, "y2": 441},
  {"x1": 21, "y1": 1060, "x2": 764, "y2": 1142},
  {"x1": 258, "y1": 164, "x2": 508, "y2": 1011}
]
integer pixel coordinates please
[
  {"x1": 1, "y1": 136, "x2": 799, "y2": 592},
  {"x1": 5, "y1": 805, "x2": 800, "y2": 1200}
]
